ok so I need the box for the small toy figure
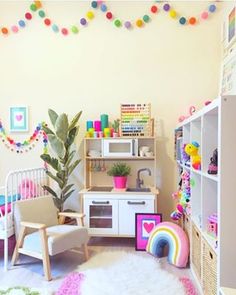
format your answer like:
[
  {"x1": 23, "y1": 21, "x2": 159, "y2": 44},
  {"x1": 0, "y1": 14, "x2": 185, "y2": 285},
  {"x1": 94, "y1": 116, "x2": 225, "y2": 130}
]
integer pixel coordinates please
[
  {"x1": 208, "y1": 148, "x2": 218, "y2": 174},
  {"x1": 178, "y1": 106, "x2": 196, "y2": 123},
  {"x1": 170, "y1": 171, "x2": 191, "y2": 221},
  {"x1": 182, "y1": 144, "x2": 190, "y2": 166},
  {"x1": 185, "y1": 141, "x2": 201, "y2": 170}
]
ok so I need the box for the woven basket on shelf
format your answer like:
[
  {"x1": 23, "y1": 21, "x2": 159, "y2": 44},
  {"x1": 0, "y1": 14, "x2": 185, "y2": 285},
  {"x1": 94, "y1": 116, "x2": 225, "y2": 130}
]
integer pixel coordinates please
[
  {"x1": 203, "y1": 238, "x2": 217, "y2": 295},
  {"x1": 183, "y1": 213, "x2": 191, "y2": 239},
  {"x1": 191, "y1": 222, "x2": 202, "y2": 280}
]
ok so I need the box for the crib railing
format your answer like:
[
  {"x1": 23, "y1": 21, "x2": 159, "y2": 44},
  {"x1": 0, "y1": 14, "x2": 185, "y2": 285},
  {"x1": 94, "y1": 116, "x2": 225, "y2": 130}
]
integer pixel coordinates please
[{"x1": 2, "y1": 167, "x2": 48, "y2": 271}]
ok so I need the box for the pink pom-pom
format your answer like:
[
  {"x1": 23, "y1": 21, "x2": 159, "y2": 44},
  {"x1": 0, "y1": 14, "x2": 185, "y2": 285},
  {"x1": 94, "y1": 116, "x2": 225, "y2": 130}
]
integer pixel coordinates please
[{"x1": 201, "y1": 11, "x2": 209, "y2": 20}]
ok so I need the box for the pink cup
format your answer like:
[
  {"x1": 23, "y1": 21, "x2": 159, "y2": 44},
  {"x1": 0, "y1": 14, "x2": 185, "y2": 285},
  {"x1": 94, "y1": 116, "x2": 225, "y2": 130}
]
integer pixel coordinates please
[{"x1": 94, "y1": 121, "x2": 101, "y2": 132}]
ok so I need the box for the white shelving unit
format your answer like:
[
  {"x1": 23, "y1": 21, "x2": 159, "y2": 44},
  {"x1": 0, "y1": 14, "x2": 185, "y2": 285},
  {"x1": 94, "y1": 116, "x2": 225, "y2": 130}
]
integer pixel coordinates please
[{"x1": 176, "y1": 96, "x2": 236, "y2": 295}]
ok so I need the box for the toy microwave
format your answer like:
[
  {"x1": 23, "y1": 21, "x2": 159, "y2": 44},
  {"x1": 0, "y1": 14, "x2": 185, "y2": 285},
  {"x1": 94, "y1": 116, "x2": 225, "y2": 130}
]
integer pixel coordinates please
[{"x1": 102, "y1": 139, "x2": 138, "y2": 157}]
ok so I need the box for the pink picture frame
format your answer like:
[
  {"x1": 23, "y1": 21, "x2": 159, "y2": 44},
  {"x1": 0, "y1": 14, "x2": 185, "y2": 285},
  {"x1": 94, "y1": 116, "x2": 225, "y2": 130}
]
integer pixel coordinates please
[{"x1": 135, "y1": 213, "x2": 162, "y2": 251}]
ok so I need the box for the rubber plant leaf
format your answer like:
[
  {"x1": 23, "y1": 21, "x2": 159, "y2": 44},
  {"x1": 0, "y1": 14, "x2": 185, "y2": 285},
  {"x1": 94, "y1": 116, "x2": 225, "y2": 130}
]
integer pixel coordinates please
[
  {"x1": 55, "y1": 113, "x2": 69, "y2": 143},
  {"x1": 48, "y1": 109, "x2": 58, "y2": 127},
  {"x1": 48, "y1": 134, "x2": 66, "y2": 159}
]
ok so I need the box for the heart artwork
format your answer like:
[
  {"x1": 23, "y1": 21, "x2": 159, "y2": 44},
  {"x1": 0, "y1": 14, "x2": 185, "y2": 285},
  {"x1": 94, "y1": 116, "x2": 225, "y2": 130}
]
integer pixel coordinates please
[
  {"x1": 143, "y1": 222, "x2": 154, "y2": 233},
  {"x1": 15, "y1": 114, "x2": 23, "y2": 121}
]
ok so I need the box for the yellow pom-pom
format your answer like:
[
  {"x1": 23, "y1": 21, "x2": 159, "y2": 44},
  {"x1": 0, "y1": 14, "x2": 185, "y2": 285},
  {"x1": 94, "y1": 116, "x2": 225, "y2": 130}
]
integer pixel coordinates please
[
  {"x1": 136, "y1": 19, "x2": 143, "y2": 28},
  {"x1": 87, "y1": 11, "x2": 94, "y2": 20},
  {"x1": 169, "y1": 10, "x2": 177, "y2": 18},
  {"x1": 34, "y1": 1, "x2": 42, "y2": 9}
]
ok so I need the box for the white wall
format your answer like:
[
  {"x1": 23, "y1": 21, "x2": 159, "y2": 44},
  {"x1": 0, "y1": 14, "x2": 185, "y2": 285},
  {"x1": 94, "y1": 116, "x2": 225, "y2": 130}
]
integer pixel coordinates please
[{"x1": 0, "y1": 1, "x2": 230, "y2": 218}]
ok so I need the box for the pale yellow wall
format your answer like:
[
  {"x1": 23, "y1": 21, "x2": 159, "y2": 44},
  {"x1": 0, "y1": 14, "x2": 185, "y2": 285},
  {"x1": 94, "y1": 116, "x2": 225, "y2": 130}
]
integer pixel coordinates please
[{"x1": 0, "y1": 1, "x2": 231, "y2": 218}]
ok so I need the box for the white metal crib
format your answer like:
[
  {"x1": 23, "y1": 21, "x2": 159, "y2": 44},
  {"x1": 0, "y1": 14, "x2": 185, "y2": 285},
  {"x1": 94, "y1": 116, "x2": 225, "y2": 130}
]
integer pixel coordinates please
[{"x1": 0, "y1": 167, "x2": 48, "y2": 270}]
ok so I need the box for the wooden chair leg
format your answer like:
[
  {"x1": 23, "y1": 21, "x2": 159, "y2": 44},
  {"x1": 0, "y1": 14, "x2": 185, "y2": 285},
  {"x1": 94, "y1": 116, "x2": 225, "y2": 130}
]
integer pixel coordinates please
[
  {"x1": 39, "y1": 228, "x2": 52, "y2": 281},
  {"x1": 12, "y1": 226, "x2": 26, "y2": 266},
  {"x1": 83, "y1": 244, "x2": 89, "y2": 261}
]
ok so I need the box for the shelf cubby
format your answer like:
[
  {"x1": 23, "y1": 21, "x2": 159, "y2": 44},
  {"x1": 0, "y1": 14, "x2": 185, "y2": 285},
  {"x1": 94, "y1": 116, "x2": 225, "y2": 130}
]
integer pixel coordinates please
[
  {"x1": 190, "y1": 118, "x2": 202, "y2": 151},
  {"x1": 190, "y1": 171, "x2": 202, "y2": 229},
  {"x1": 202, "y1": 177, "x2": 218, "y2": 247},
  {"x1": 202, "y1": 107, "x2": 218, "y2": 174}
]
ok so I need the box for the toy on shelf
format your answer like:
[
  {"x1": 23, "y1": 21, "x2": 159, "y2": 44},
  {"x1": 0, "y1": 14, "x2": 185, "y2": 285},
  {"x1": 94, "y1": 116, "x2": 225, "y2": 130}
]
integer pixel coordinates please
[
  {"x1": 120, "y1": 103, "x2": 152, "y2": 137},
  {"x1": 178, "y1": 105, "x2": 196, "y2": 123},
  {"x1": 171, "y1": 170, "x2": 191, "y2": 221},
  {"x1": 86, "y1": 114, "x2": 121, "y2": 138},
  {"x1": 185, "y1": 141, "x2": 201, "y2": 170},
  {"x1": 207, "y1": 213, "x2": 218, "y2": 238},
  {"x1": 182, "y1": 143, "x2": 190, "y2": 166},
  {"x1": 208, "y1": 148, "x2": 218, "y2": 174},
  {"x1": 112, "y1": 119, "x2": 120, "y2": 137}
]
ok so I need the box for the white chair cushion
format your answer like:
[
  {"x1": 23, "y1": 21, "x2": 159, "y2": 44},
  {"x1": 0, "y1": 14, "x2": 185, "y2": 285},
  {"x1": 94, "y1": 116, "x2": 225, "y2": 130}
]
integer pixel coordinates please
[
  {"x1": 22, "y1": 225, "x2": 89, "y2": 256},
  {"x1": 14, "y1": 196, "x2": 59, "y2": 238}
]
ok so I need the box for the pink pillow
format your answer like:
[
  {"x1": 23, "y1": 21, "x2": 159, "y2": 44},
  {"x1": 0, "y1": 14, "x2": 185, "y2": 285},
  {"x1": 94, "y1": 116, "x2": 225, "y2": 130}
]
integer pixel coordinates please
[{"x1": 18, "y1": 179, "x2": 37, "y2": 199}]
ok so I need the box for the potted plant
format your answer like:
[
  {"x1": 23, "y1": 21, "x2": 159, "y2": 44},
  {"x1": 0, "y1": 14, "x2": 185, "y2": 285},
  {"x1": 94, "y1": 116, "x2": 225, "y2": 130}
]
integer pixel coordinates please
[
  {"x1": 112, "y1": 119, "x2": 120, "y2": 137},
  {"x1": 40, "y1": 109, "x2": 82, "y2": 211},
  {"x1": 107, "y1": 162, "x2": 131, "y2": 189}
]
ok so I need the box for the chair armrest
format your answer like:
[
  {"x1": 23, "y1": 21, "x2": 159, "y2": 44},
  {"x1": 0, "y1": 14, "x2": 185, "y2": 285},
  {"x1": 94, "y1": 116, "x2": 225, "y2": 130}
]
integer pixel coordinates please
[
  {"x1": 58, "y1": 212, "x2": 85, "y2": 219},
  {"x1": 58, "y1": 212, "x2": 86, "y2": 226},
  {"x1": 21, "y1": 221, "x2": 46, "y2": 229}
]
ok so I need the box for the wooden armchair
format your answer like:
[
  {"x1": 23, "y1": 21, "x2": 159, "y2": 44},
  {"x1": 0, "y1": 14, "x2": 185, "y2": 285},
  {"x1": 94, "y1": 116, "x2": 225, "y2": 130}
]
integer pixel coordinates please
[{"x1": 12, "y1": 196, "x2": 89, "y2": 281}]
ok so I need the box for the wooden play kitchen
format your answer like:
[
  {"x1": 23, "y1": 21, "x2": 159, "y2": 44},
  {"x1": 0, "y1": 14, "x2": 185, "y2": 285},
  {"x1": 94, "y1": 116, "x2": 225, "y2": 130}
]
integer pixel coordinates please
[{"x1": 79, "y1": 104, "x2": 159, "y2": 237}]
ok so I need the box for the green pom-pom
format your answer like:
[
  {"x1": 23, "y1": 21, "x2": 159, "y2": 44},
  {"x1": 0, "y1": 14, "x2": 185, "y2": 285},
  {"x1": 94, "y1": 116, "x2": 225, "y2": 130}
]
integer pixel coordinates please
[
  {"x1": 143, "y1": 15, "x2": 150, "y2": 23},
  {"x1": 71, "y1": 26, "x2": 79, "y2": 34},
  {"x1": 38, "y1": 10, "x2": 46, "y2": 18},
  {"x1": 30, "y1": 4, "x2": 37, "y2": 11},
  {"x1": 114, "y1": 19, "x2": 122, "y2": 27},
  {"x1": 190, "y1": 179, "x2": 195, "y2": 187}
]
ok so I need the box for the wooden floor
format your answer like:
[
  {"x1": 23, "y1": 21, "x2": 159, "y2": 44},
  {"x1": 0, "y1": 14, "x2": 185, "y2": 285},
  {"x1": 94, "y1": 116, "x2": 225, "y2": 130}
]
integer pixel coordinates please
[{"x1": 0, "y1": 237, "x2": 194, "y2": 293}]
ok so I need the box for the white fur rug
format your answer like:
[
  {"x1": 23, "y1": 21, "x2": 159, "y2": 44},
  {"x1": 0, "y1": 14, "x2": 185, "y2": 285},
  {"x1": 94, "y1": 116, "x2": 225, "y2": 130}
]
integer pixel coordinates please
[{"x1": 77, "y1": 251, "x2": 186, "y2": 295}]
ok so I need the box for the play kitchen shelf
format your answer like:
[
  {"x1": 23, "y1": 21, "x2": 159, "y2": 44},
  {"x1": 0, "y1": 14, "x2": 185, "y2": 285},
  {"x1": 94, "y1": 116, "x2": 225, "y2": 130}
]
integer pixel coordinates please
[
  {"x1": 176, "y1": 96, "x2": 236, "y2": 295},
  {"x1": 83, "y1": 137, "x2": 157, "y2": 189},
  {"x1": 80, "y1": 136, "x2": 159, "y2": 237}
]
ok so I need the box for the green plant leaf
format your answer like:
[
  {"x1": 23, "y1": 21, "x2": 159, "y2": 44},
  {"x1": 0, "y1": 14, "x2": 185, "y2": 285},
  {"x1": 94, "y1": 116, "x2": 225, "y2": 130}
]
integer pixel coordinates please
[
  {"x1": 53, "y1": 197, "x2": 63, "y2": 211},
  {"x1": 66, "y1": 127, "x2": 78, "y2": 148},
  {"x1": 42, "y1": 185, "x2": 58, "y2": 198},
  {"x1": 48, "y1": 109, "x2": 58, "y2": 127},
  {"x1": 63, "y1": 189, "x2": 75, "y2": 201},
  {"x1": 68, "y1": 111, "x2": 82, "y2": 131},
  {"x1": 40, "y1": 154, "x2": 60, "y2": 171},
  {"x1": 63, "y1": 183, "x2": 74, "y2": 194},
  {"x1": 68, "y1": 159, "x2": 81, "y2": 175},
  {"x1": 48, "y1": 134, "x2": 66, "y2": 158},
  {"x1": 56, "y1": 170, "x2": 67, "y2": 184},
  {"x1": 55, "y1": 113, "x2": 69, "y2": 143},
  {"x1": 42, "y1": 124, "x2": 55, "y2": 135},
  {"x1": 107, "y1": 162, "x2": 131, "y2": 176},
  {"x1": 46, "y1": 170, "x2": 64, "y2": 188},
  {"x1": 65, "y1": 150, "x2": 76, "y2": 167}
]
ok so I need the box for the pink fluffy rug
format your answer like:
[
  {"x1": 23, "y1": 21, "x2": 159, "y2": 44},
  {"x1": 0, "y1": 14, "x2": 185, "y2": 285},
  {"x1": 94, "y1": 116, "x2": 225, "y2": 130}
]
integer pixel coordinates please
[{"x1": 57, "y1": 273, "x2": 197, "y2": 295}]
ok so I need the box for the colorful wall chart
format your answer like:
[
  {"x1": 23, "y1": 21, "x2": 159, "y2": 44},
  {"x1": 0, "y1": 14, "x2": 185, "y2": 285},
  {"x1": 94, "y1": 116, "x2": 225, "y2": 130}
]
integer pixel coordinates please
[{"x1": 120, "y1": 103, "x2": 151, "y2": 137}]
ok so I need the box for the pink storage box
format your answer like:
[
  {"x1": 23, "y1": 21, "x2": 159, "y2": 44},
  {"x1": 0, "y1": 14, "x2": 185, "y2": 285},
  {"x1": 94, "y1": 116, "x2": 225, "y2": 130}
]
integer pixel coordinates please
[{"x1": 207, "y1": 213, "x2": 218, "y2": 238}]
